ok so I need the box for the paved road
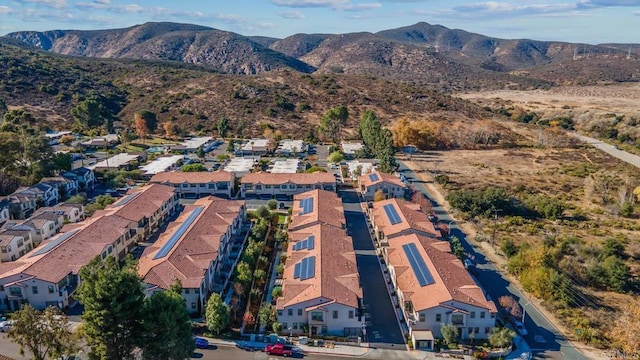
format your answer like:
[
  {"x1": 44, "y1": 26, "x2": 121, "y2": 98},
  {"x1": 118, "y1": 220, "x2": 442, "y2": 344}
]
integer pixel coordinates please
[
  {"x1": 340, "y1": 189, "x2": 406, "y2": 349},
  {"x1": 397, "y1": 161, "x2": 588, "y2": 360},
  {"x1": 570, "y1": 133, "x2": 640, "y2": 169}
]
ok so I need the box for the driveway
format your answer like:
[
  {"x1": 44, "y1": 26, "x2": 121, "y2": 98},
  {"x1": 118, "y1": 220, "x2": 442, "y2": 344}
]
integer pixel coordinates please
[
  {"x1": 397, "y1": 161, "x2": 588, "y2": 360},
  {"x1": 340, "y1": 189, "x2": 406, "y2": 349}
]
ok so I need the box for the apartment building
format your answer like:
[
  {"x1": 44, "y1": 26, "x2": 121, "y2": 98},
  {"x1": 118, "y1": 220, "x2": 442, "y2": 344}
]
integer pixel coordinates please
[
  {"x1": 0, "y1": 200, "x2": 10, "y2": 225},
  {"x1": 358, "y1": 171, "x2": 405, "y2": 201},
  {"x1": 240, "y1": 173, "x2": 336, "y2": 199},
  {"x1": 150, "y1": 171, "x2": 234, "y2": 199},
  {"x1": 61, "y1": 167, "x2": 96, "y2": 190},
  {"x1": 276, "y1": 190, "x2": 363, "y2": 337},
  {"x1": 40, "y1": 177, "x2": 79, "y2": 199},
  {"x1": 138, "y1": 197, "x2": 246, "y2": 314},
  {"x1": 0, "y1": 229, "x2": 34, "y2": 262},
  {"x1": 34, "y1": 204, "x2": 84, "y2": 224},
  {"x1": 367, "y1": 198, "x2": 442, "y2": 246},
  {"x1": 0, "y1": 195, "x2": 36, "y2": 220},
  {"x1": 13, "y1": 183, "x2": 60, "y2": 207}
]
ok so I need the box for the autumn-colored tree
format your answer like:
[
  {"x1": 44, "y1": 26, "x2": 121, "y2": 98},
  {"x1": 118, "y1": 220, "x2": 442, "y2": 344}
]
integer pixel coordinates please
[
  {"x1": 243, "y1": 311, "x2": 256, "y2": 327},
  {"x1": 374, "y1": 189, "x2": 386, "y2": 202},
  {"x1": 392, "y1": 118, "x2": 439, "y2": 150},
  {"x1": 609, "y1": 300, "x2": 640, "y2": 357},
  {"x1": 134, "y1": 114, "x2": 149, "y2": 143},
  {"x1": 498, "y1": 295, "x2": 522, "y2": 318},
  {"x1": 163, "y1": 121, "x2": 178, "y2": 138}
]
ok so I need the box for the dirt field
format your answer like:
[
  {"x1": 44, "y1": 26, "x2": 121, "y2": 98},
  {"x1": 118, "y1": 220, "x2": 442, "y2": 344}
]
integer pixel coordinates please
[{"x1": 457, "y1": 83, "x2": 640, "y2": 113}]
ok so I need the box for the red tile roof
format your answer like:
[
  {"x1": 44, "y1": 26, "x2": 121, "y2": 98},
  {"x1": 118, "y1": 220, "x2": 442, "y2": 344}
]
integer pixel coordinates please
[
  {"x1": 138, "y1": 197, "x2": 244, "y2": 289},
  {"x1": 358, "y1": 171, "x2": 404, "y2": 188},
  {"x1": 288, "y1": 189, "x2": 345, "y2": 231},
  {"x1": 241, "y1": 172, "x2": 336, "y2": 185},
  {"x1": 387, "y1": 233, "x2": 497, "y2": 313},
  {"x1": 371, "y1": 198, "x2": 441, "y2": 239},
  {"x1": 104, "y1": 184, "x2": 176, "y2": 222},
  {"x1": 150, "y1": 171, "x2": 234, "y2": 184}
]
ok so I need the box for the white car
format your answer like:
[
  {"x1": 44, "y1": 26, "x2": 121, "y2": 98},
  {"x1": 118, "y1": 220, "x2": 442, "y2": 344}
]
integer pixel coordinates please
[
  {"x1": 0, "y1": 320, "x2": 15, "y2": 332},
  {"x1": 513, "y1": 320, "x2": 528, "y2": 336}
]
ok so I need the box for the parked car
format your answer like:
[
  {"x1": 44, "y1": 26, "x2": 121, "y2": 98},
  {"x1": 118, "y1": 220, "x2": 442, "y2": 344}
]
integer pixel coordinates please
[
  {"x1": 513, "y1": 320, "x2": 528, "y2": 336},
  {"x1": 194, "y1": 337, "x2": 209, "y2": 349},
  {"x1": 264, "y1": 343, "x2": 293, "y2": 357},
  {"x1": 0, "y1": 320, "x2": 15, "y2": 332}
]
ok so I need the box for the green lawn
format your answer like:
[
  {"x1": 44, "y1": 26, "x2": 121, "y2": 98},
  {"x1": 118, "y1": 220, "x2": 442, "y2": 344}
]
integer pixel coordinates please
[{"x1": 277, "y1": 214, "x2": 288, "y2": 225}]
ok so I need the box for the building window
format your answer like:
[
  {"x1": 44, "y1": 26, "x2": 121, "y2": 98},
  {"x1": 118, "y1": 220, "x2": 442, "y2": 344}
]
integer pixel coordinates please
[
  {"x1": 191, "y1": 303, "x2": 196, "y2": 310},
  {"x1": 474, "y1": 327, "x2": 479, "y2": 334},
  {"x1": 435, "y1": 314, "x2": 442, "y2": 322},
  {"x1": 265, "y1": 185, "x2": 271, "y2": 189},
  {"x1": 451, "y1": 314, "x2": 464, "y2": 325},
  {"x1": 184, "y1": 289, "x2": 189, "y2": 294},
  {"x1": 10, "y1": 287, "x2": 21, "y2": 296},
  {"x1": 468, "y1": 327, "x2": 473, "y2": 335},
  {"x1": 491, "y1": 313, "x2": 496, "y2": 319},
  {"x1": 348, "y1": 310, "x2": 354, "y2": 319},
  {"x1": 282, "y1": 322, "x2": 288, "y2": 329},
  {"x1": 208, "y1": 184, "x2": 215, "y2": 189},
  {"x1": 199, "y1": 184, "x2": 205, "y2": 188},
  {"x1": 182, "y1": 184, "x2": 189, "y2": 188},
  {"x1": 470, "y1": 311, "x2": 476, "y2": 319},
  {"x1": 289, "y1": 185, "x2": 295, "y2": 189},
  {"x1": 48, "y1": 285, "x2": 55, "y2": 294},
  {"x1": 298, "y1": 308, "x2": 302, "y2": 316},
  {"x1": 277, "y1": 310, "x2": 283, "y2": 317},
  {"x1": 332, "y1": 311, "x2": 338, "y2": 319},
  {"x1": 480, "y1": 312, "x2": 486, "y2": 319},
  {"x1": 280, "y1": 185, "x2": 287, "y2": 189},
  {"x1": 311, "y1": 312, "x2": 323, "y2": 321},
  {"x1": 404, "y1": 301, "x2": 413, "y2": 312},
  {"x1": 32, "y1": 286, "x2": 38, "y2": 294},
  {"x1": 293, "y1": 322, "x2": 298, "y2": 329},
  {"x1": 288, "y1": 309, "x2": 293, "y2": 316},
  {"x1": 218, "y1": 182, "x2": 228, "y2": 190},
  {"x1": 485, "y1": 327, "x2": 491, "y2": 334},
  {"x1": 419, "y1": 313, "x2": 425, "y2": 322},
  {"x1": 190, "y1": 184, "x2": 196, "y2": 188}
]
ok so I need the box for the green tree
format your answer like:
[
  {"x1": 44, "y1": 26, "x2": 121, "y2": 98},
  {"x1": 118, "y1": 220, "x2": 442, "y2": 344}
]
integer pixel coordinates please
[
  {"x1": 205, "y1": 293, "x2": 230, "y2": 335},
  {"x1": 501, "y1": 239, "x2": 519, "y2": 258},
  {"x1": 196, "y1": 146, "x2": 205, "y2": 159},
  {"x1": 236, "y1": 262, "x2": 252, "y2": 286},
  {"x1": 319, "y1": 105, "x2": 349, "y2": 143},
  {"x1": 259, "y1": 304, "x2": 277, "y2": 330},
  {"x1": 440, "y1": 323, "x2": 458, "y2": 345},
  {"x1": 217, "y1": 117, "x2": 229, "y2": 138},
  {"x1": 327, "y1": 151, "x2": 345, "y2": 164},
  {"x1": 141, "y1": 281, "x2": 194, "y2": 360},
  {"x1": 359, "y1": 110, "x2": 382, "y2": 153},
  {"x1": 227, "y1": 140, "x2": 235, "y2": 153},
  {"x1": 53, "y1": 152, "x2": 73, "y2": 171},
  {"x1": 449, "y1": 236, "x2": 465, "y2": 261},
  {"x1": 256, "y1": 205, "x2": 271, "y2": 219},
  {"x1": 8, "y1": 305, "x2": 78, "y2": 360},
  {"x1": 489, "y1": 327, "x2": 515, "y2": 348},
  {"x1": 77, "y1": 256, "x2": 145, "y2": 360},
  {"x1": 181, "y1": 163, "x2": 207, "y2": 172},
  {"x1": 71, "y1": 99, "x2": 105, "y2": 129},
  {"x1": 272, "y1": 286, "x2": 283, "y2": 298},
  {"x1": 268, "y1": 199, "x2": 278, "y2": 210},
  {"x1": 0, "y1": 97, "x2": 7, "y2": 119}
]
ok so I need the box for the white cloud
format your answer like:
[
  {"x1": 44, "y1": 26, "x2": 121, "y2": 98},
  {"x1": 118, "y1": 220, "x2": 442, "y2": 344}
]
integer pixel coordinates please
[
  {"x1": 13, "y1": 0, "x2": 67, "y2": 9},
  {"x1": 0, "y1": 5, "x2": 13, "y2": 14},
  {"x1": 272, "y1": 0, "x2": 348, "y2": 8},
  {"x1": 450, "y1": 2, "x2": 579, "y2": 18},
  {"x1": 76, "y1": 1, "x2": 142, "y2": 13},
  {"x1": 578, "y1": 0, "x2": 640, "y2": 6},
  {"x1": 276, "y1": 10, "x2": 306, "y2": 19},
  {"x1": 341, "y1": 3, "x2": 382, "y2": 11}
]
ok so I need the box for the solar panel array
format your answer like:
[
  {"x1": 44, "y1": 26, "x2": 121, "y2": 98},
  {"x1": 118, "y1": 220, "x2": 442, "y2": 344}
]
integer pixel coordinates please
[
  {"x1": 402, "y1": 243, "x2": 435, "y2": 287},
  {"x1": 114, "y1": 192, "x2": 141, "y2": 207},
  {"x1": 153, "y1": 206, "x2": 205, "y2": 260},
  {"x1": 30, "y1": 229, "x2": 81, "y2": 257},
  {"x1": 369, "y1": 173, "x2": 379, "y2": 182},
  {"x1": 383, "y1": 204, "x2": 402, "y2": 225},
  {"x1": 293, "y1": 256, "x2": 316, "y2": 280},
  {"x1": 292, "y1": 235, "x2": 315, "y2": 251},
  {"x1": 299, "y1": 197, "x2": 314, "y2": 215}
]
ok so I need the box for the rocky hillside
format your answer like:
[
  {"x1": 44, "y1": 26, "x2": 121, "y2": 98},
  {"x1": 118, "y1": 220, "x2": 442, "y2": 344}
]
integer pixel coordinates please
[
  {"x1": 5, "y1": 22, "x2": 639, "y2": 89},
  {"x1": 0, "y1": 39, "x2": 493, "y2": 137}
]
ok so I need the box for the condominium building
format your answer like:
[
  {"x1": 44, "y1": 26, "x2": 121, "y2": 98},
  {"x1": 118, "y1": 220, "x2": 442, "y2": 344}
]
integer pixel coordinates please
[{"x1": 240, "y1": 173, "x2": 336, "y2": 199}]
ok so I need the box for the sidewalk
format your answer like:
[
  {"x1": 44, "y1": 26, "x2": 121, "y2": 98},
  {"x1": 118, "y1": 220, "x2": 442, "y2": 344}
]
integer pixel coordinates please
[
  {"x1": 506, "y1": 336, "x2": 533, "y2": 360},
  {"x1": 204, "y1": 337, "x2": 372, "y2": 357}
]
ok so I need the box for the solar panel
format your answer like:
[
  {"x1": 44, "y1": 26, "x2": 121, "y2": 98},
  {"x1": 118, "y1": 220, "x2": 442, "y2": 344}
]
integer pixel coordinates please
[
  {"x1": 298, "y1": 197, "x2": 314, "y2": 215},
  {"x1": 383, "y1": 204, "x2": 402, "y2": 225},
  {"x1": 369, "y1": 173, "x2": 379, "y2": 182},
  {"x1": 30, "y1": 229, "x2": 81, "y2": 257},
  {"x1": 299, "y1": 256, "x2": 316, "y2": 280},
  {"x1": 402, "y1": 243, "x2": 435, "y2": 287},
  {"x1": 293, "y1": 235, "x2": 315, "y2": 251},
  {"x1": 114, "y1": 192, "x2": 141, "y2": 207},
  {"x1": 153, "y1": 206, "x2": 204, "y2": 259}
]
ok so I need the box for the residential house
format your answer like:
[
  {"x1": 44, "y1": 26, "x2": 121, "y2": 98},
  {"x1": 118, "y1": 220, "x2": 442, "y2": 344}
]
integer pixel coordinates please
[
  {"x1": 40, "y1": 177, "x2": 79, "y2": 199},
  {"x1": 276, "y1": 140, "x2": 306, "y2": 157},
  {"x1": 0, "y1": 214, "x2": 137, "y2": 311},
  {"x1": 13, "y1": 184, "x2": 59, "y2": 207},
  {"x1": 276, "y1": 190, "x2": 363, "y2": 337},
  {"x1": 0, "y1": 228, "x2": 34, "y2": 262},
  {"x1": 62, "y1": 167, "x2": 95, "y2": 190},
  {"x1": 0, "y1": 200, "x2": 10, "y2": 225},
  {"x1": 358, "y1": 171, "x2": 405, "y2": 201},
  {"x1": 80, "y1": 134, "x2": 120, "y2": 150},
  {"x1": 91, "y1": 184, "x2": 179, "y2": 249},
  {"x1": 341, "y1": 141, "x2": 364, "y2": 159},
  {"x1": 23, "y1": 211, "x2": 65, "y2": 244},
  {"x1": 367, "y1": 198, "x2": 442, "y2": 246},
  {"x1": 382, "y1": 232, "x2": 497, "y2": 349},
  {"x1": 234, "y1": 139, "x2": 271, "y2": 156},
  {"x1": 138, "y1": 197, "x2": 247, "y2": 314},
  {"x1": 240, "y1": 173, "x2": 336, "y2": 199},
  {"x1": 139, "y1": 155, "x2": 185, "y2": 178},
  {"x1": 0, "y1": 194, "x2": 37, "y2": 220},
  {"x1": 149, "y1": 171, "x2": 234, "y2": 199},
  {"x1": 34, "y1": 204, "x2": 84, "y2": 224},
  {"x1": 87, "y1": 153, "x2": 146, "y2": 172}
]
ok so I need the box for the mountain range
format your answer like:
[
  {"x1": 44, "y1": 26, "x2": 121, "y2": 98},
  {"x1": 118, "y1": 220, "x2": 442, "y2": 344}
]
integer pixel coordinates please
[{"x1": 6, "y1": 22, "x2": 640, "y2": 89}]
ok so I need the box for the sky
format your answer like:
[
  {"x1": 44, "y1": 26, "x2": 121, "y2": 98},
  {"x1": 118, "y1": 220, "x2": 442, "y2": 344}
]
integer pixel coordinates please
[{"x1": 0, "y1": 0, "x2": 639, "y2": 44}]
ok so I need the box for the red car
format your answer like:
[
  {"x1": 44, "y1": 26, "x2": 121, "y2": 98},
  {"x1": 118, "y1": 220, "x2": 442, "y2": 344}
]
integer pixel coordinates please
[{"x1": 264, "y1": 343, "x2": 293, "y2": 357}]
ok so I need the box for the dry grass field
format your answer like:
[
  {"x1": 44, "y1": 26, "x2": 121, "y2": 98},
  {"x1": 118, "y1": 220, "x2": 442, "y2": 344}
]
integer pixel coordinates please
[{"x1": 406, "y1": 144, "x2": 640, "y2": 349}]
